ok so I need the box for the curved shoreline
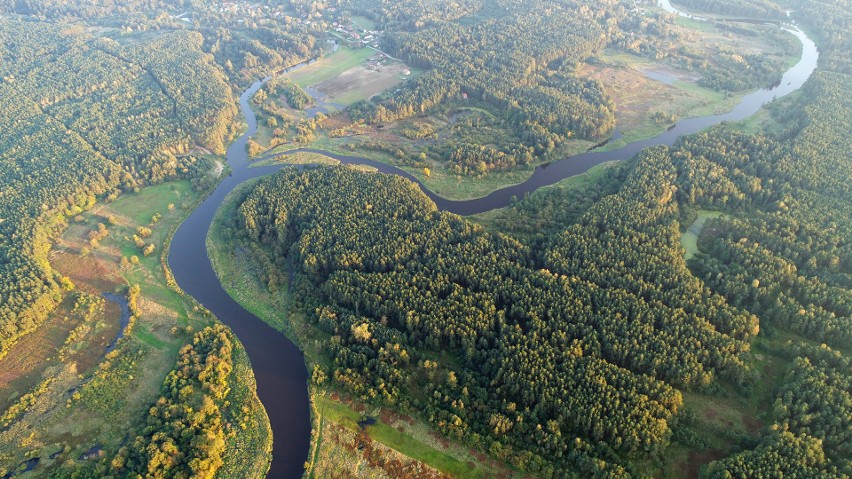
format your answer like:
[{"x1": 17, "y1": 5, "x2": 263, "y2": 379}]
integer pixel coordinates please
[
  {"x1": 260, "y1": 26, "x2": 817, "y2": 215},
  {"x1": 168, "y1": 16, "x2": 818, "y2": 479}
]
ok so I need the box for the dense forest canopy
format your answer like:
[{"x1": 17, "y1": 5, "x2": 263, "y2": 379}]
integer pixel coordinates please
[
  {"x1": 0, "y1": 0, "x2": 848, "y2": 477},
  {"x1": 0, "y1": 18, "x2": 233, "y2": 359},
  {"x1": 0, "y1": 0, "x2": 329, "y2": 85},
  {"x1": 237, "y1": 166, "x2": 686, "y2": 475},
  {"x1": 230, "y1": 0, "x2": 851, "y2": 476}
]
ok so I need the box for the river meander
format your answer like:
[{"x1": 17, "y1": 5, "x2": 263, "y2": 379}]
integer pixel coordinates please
[{"x1": 168, "y1": 12, "x2": 818, "y2": 478}]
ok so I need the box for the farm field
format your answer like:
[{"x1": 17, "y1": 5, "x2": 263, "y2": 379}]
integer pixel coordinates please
[
  {"x1": 288, "y1": 48, "x2": 376, "y2": 88},
  {"x1": 313, "y1": 60, "x2": 411, "y2": 105},
  {"x1": 285, "y1": 46, "x2": 411, "y2": 107},
  {"x1": 248, "y1": 47, "x2": 415, "y2": 155}
]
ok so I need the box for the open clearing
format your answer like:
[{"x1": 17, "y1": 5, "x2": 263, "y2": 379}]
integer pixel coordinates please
[
  {"x1": 580, "y1": 51, "x2": 736, "y2": 149},
  {"x1": 583, "y1": 14, "x2": 801, "y2": 151},
  {"x1": 681, "y1": 210, "x2": 725, "y2": 259},
  {"x1": 287, "y1": 47, "x2": 375, "y2": 88},
  {"x1": 314, "y1": 62, "x2": 409, "y2": 105},
  {"x1": 286, "y1": 47, "x2": 411, "y2": 107}
]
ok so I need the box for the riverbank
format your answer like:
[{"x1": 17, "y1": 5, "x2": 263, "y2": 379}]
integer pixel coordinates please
[
  {"x1": 251, "y1": 29, "x2": 816, "y2": 214},
  {"x1": 0, "y1": 177, "x2": 271, "y2": 478},
  {"x1": 166, "y1": 8, "x2": 818, "y2": 478},
  {"x1": 206, "y1": 174, "x2": 531, "y2": 479}
]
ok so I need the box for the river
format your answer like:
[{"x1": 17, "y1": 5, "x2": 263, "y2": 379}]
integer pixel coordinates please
[{"x1": 168, "y1": 12, "x2": 818, "y2": 479}]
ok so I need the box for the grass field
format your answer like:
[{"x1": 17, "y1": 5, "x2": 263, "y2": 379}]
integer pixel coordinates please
[
  {"x1": 319, "y1": 62, "x2": 410, "y2": 105},
  {"x1": 585, "y1": 11, "x2": 800, "y2": 152},
  {"x1": 351, "y1": 15, "x2": 377, "y2": 31},
  {"x1": 253, "y1": 151, "x2": 341, "y2": 168},
  {"x1": 288, "y1": 47, "x2": 376, "y2": 88},
  {"x1": 313, "y1": 395, "x2": 503, "y2": 479}
]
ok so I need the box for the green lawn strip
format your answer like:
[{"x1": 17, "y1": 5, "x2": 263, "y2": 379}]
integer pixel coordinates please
[
  {"x1": 675, "y1": 15, "x2": 715, "y2": 32},
  {"x1": 468, "y1": 161, "x2": 619, "y2": 235},
  {"x1": 288, "y1": 47, "x2": 374, "y2": 88},
  {"x1": 305, "y1": 408, "x2": 325, "y2": 479},
  {"x1": 260, "y1": 138, "x2": 539, "y2": 201},
  {"x1": 252, "y1": 151, "x2": 340, "y2": 168},
  {"x1": 548, "y1": 160, "x2": 618, "y2": 189},
  {"x1": 317, "y1": 396, "x2": 485, "y2": 479},
  {"x1": 331, "y1": 86, "x2": 387, "y2": 106}
]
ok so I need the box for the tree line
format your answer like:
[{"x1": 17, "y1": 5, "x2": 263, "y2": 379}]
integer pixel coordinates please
[
  {"x1": 0, "y1": 19, "x2": 233, "y2": 361},
  {"x1": 234, "y1": 164, "x2": 769, "y2": 476}
]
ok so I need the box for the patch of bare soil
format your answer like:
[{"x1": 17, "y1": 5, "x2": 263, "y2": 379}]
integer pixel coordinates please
[
  {"x1": 52, "y1": 251, "x2": 124, "y2": 294},
  {"x1": 742, "y1": 413, "x2": 763, "y2": 435},
  {"x1": 0, "y1": 305, "x2": 73, "y2": 402}
]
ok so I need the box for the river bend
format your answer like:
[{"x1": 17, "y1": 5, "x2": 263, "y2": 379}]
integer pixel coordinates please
[{"x1": 168, "y1": 16, "x2": 817, "y2": 478}]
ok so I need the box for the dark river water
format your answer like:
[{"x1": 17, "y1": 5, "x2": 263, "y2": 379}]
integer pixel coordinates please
[{"x1": 168, "y1": 19, "x2": 817, "y2": 479}]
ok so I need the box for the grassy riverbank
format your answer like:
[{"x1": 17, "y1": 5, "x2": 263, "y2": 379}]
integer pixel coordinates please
[
  {"x1": 0, "y1": 172, "x2": 271, "y2": 478},
  {"x1": 207, "y1": 173, "x2": 527, "y2": 479}
]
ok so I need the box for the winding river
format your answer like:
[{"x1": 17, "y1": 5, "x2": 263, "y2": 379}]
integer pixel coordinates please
[{"x1": 168, "y1": 13, "x2": 818, "y2": 479}]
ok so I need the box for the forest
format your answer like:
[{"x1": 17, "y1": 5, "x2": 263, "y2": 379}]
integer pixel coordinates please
[
  {"x1": 0, "y1": 0, "x2": 848, "y2": 477},
  {"x1": 234, "y1": 117, "x2": 850, "y2": 476},
  {"x1": 324, "y1": 0, "x2": 793, "y2": 177},
  {"x1": 0, "y1": 0, "x2": 329, "y2": 87},
  {"x1": 0, "y1": 18, "x2": 234, "y2": 361},
  {"x1": 231, "y1": 0, "x2": 851, "y2": 475}
]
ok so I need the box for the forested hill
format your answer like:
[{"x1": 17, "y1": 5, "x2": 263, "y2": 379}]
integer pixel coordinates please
[
  {"x1": 238, "y1": 166, "x2": 682, "y2": 476},
  {"x1": 233, "y1": 0, "x2": 851, "y2": 476},
  {"x1": 0, "y1": 19, "x2": 233, "y2": 359}
]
